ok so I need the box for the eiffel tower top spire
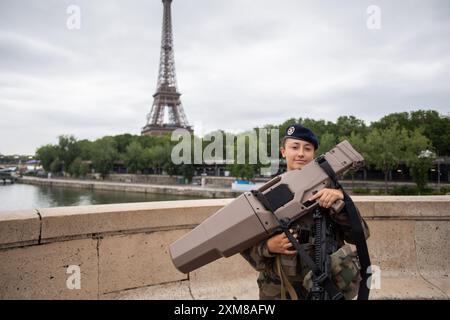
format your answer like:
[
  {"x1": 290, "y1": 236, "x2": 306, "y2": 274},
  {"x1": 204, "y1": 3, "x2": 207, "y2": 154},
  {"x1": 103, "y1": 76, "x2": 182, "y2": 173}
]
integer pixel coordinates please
[
  {"x1": 142, "y1": 0, "x2": 192, "y2": 136},
  {"x1": 157, "y1": 0, "x2": 177, "y2": 92}
]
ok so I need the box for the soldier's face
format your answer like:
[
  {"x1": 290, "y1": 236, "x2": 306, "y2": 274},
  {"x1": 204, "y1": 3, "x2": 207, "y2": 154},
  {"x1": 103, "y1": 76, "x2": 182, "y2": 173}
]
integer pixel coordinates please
[{"x1": 281, "y1": 138, "x2": 315, "y2": 171}]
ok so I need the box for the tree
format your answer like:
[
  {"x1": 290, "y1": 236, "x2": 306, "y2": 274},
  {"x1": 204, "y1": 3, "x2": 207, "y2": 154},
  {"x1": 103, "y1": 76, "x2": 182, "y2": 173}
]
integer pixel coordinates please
[
  {"x1": 227, "y1": 163, "x2": 256, "y2": 181},
  {"x1": 124, "y1": 141, "x2": 145, "y2": 173},
  {"x1": 403, "y1": 129, "x2": 433, "y2": 192},
  {"x1": 68, "y1": 157, "x2": 89, "y2": 178},
  {"x1": 371, "y1": 110, "x2": 450, "y2": 156},
  {"x1": 364, "y1": 125, "x2": 406, "y2": 194},
  {"x1": 49, "y1": 158, "x2": 63, "y2": 174},
  {"x1": 316, "y1": 132, "x2": 337, "y2": 156},
  {"x1": 146, "y1": 145, "x2": 170, "y2": 174},
  {"x1": 114, "y1": 134, "x2": 135, "y2": 154},
  {"x1": 57, "y1": 135, "x2": 80, "y2": 172},
  {"x1": 91, "y1": 137, "x2": 118, "y2": 179},
  {"x1": 77, "y1": 139, "x2": 95, "y2": 160},
  {"x1": 343, "y1": 132, "x2": 367, "y2": 188},
  {"x1": 371, "y1": 112, "x2": 410, "y2": 131},
  {"x1": 223, "y1": 130, "x2": 259, "y2": 181},
  {"x1": 179, "y1": 164, "x2": 195, "y2": 183},
  {"x1": 364, "y1": 125, "x2": 433, "y2": 193},
  {"x1": 300, "y1": 118, "x2": 335, "y2": 140},
  {"x1": 410, "y1": 110, "x2": 449, "y2": 157},
  {"x1": 335, "y1": 115, "x2": 368, "y2": 138},
  {"x1": 36, "y1": 144, "x2": 59, "y2": 172}
]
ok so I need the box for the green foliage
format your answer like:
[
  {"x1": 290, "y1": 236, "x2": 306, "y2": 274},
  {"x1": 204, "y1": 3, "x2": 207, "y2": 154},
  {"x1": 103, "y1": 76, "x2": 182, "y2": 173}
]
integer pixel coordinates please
[
  {"x1": 440, "y1": 187, "x2": 450, "y2": 195},
  {"x1": 113, "y1": 134, "x2": 134, "y2": 154},
  {"x1": 91, "y1": 137, "x2": 118, "y2": 178},
  {"x1": 33, "y1": 109, "x2": 448, "y2": 185},
  {"x1": 364, "y1": 126, "x2": 405, "y2": 186},
  {"x1": 403, "y1": 129, "x2": 434, "y2": 191},
  {"x1": 300, "y1": 118, "x2": 335, "y2": 140},
  {"x1": 345, "y1": 132, "x2": 366, "y2": 154},
  {"x1": 36, "y1": 144, "x2": 59, "y2": 172},
  {"x1": 49, "y1": 158, "x2": 63, "y2": 173},
  {"x1": 388, "y1": 185, "x2": 443, "y2": 195},
  {"x1": 77, "y1": 139, "x2": 95, "y2": 160},
  {"x1": 335, "y1": 115, "x2": 368, "y2": 138},
  {"x1": 362, "y1": 125, "x2": 433, "y2": 192},
  {"x1": 146, "y1": 144, "x2": 171, "y2": 174},
  {"x1": 352, "y1": 187, "x2": 371, "y2": 195},
  {"x1": 179, "y1": 164, "x2": 195, "y2": 182},
  {"x1": 57, "y1": 135, "x2": 80, "y2": 169},
  {"x1": 225, "y1": 130, "x2": 260, "y2": 181},
  {"x1": 372, "y1": 110, "x2": 449, "y2": 156},
  {"x1": 316, "y1": 132, "x2": 337, "y2": 156},
  {"x1": 68, "y1": 157, "x2": 89, "y2": 178},
  {"x1": 124, "y1": 141, "x2": 145, "y2": 173},
  {"x1": 227, "y1": 163, "x2": 256, "y2": 181}
]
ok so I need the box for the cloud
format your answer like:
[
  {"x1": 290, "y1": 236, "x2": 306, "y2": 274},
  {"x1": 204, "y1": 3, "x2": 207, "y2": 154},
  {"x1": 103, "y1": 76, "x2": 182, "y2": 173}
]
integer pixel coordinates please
[{"x1": 0, "y1": 0, "x2": 449, "y2": 154}]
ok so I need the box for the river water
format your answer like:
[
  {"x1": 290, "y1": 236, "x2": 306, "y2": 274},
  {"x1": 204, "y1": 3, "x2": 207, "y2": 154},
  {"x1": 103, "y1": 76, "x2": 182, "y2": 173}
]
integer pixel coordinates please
[{"x1": 0, "y1": 183, "x2": 206, "y2": 213}]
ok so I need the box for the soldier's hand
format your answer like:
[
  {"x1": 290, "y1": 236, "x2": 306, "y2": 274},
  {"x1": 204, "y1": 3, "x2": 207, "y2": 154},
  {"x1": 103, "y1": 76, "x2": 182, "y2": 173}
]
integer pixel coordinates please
[
  {"x1": 309, "y1": 188, "x2": 343, "y2": 209},
  {"x1": 266, "y1": 230, "x2": 297, "y2": 255}
]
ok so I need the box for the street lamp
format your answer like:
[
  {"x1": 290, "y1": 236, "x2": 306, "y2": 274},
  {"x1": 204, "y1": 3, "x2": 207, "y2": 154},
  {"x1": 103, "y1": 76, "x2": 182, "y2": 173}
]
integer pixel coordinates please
[{"x1": 435, "y1": 152, "x2": 443, "y2": 190}]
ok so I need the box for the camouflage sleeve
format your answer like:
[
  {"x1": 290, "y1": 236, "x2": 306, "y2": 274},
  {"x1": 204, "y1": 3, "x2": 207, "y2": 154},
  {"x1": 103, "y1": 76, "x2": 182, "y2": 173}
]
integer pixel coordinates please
[
  {"x1": 240, "y1": 239, "x2": 276, "y2": 272},
  {"x1": 330, "y1": 206, "x2": 370, "y2": 244}
]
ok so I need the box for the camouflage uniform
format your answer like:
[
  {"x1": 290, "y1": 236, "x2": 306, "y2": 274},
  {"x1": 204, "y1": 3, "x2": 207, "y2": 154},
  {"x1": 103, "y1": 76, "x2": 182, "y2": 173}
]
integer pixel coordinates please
[{"x1": 240, "y1": 206, "x2": 370, "y2": 300}]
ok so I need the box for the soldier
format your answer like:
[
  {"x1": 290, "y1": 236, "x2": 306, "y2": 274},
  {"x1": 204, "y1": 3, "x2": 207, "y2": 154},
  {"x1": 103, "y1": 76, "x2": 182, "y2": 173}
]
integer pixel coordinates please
[{"x1": 241, "y1": 124, "x2": 370, "y2": 300}]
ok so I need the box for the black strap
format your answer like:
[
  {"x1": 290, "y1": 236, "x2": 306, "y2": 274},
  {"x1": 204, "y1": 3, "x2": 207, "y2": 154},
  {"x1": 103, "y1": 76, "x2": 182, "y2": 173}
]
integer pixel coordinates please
[
  {"x1": 316, "y1": 156, "x2": 371, "y2": 300},
  {"x1": 342, "y1": 193, "x2": 371, "y2": 300},
  {"x1": 316, "y1": 155, "x2": 342, "y2": 189},
  {"x1": 251, "y1": 190, "x2": 344, "y2": 300}
]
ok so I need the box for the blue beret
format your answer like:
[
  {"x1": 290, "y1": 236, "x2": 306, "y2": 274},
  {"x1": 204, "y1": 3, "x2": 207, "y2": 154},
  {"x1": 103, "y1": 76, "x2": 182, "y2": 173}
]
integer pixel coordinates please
[{"x1": 283, "y1": 124, "x2": 319, "y2": 149}]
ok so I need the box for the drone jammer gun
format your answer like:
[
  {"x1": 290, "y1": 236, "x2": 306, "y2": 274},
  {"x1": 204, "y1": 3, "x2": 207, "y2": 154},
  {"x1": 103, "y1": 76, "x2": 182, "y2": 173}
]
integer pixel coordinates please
[{"x1": 169, "y1": 140, "x2": 364, "y2": 275}]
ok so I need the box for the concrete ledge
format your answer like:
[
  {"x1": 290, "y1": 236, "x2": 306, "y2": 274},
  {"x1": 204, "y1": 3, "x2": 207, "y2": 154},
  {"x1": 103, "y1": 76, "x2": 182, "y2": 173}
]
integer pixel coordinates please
[
  {"x1": 355, "y1": 196, "x2": 450, "y2": 219},
  {"x1": 37, "y1": 199, "x2": 231, "y2": 243},
  {"x1": 0, "y1": 238, "x2": 98, "y2": 299},
  {"x1": 369, "y1": 276, "x2": 447, "y2": 299},
  {"x1": 0, "y1": 196, "x2": 449, "y2": 299},
  {"x1": 0, "y1": 210, "x2": 40, "y2": 249},
  {"x1": 99, "y1": 229, "x2": 189, "y2": 294},
  {"x1": 101, "y1": 281, "x2": 193, "y2": 300},
  {"x1": 189, "y1": 254, "x2": 259, "y2": 300}
]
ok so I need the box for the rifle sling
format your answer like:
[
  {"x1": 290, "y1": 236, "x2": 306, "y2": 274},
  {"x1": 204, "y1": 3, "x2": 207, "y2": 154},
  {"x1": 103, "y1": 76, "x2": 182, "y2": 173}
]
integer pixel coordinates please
[{"x1": 316, "y1": 156, "x2": 372, "y2": 300}]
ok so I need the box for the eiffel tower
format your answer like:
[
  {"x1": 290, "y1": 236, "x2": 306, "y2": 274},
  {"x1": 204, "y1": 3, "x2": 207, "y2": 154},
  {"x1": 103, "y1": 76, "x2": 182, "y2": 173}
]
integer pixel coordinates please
[{"x1": 142, "y1": 0, "x2": 192, "y2": 136}]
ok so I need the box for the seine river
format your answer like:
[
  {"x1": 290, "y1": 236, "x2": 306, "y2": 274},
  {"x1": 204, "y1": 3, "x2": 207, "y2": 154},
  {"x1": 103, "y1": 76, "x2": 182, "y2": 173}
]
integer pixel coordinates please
[{"x1": 0, "y1": 183, "x2": 206, "y2": 213}]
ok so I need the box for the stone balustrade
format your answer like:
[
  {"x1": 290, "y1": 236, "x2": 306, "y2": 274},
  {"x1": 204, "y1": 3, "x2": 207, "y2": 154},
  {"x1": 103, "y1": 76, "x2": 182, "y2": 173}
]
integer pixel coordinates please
[{"x1": 0, "y1": 196, "x2": 449, "y2": 299}]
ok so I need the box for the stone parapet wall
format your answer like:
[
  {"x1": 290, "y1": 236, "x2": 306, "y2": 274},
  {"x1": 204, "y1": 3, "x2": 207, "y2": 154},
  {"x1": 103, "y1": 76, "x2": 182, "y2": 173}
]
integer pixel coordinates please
[{"x1": 0, "y1": 196, "x2": 449, "y2": 299}]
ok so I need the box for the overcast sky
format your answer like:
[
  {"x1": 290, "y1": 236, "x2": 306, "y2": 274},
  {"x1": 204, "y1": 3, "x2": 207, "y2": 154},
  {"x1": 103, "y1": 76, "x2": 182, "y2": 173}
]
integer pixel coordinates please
[{"x1": 0, "y1": 0, "x2": 449, "y2": 155}]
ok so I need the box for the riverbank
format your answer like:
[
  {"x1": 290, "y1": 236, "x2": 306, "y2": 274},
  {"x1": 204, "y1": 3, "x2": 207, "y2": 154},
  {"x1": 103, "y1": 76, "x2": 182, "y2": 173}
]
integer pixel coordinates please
[
  {"x1": 18, "y1": 175, "x2": 450, "y2": 198},
  {"x1": 96, "y1": 173, "x2": 450, "y2": 190},
  {"x1": 0, "y1": 183, "x2": 208, "y2": 213},
  {"x1": 18, "y1": 176, "x2": 242, "y2": 198}
]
